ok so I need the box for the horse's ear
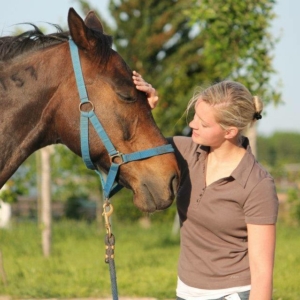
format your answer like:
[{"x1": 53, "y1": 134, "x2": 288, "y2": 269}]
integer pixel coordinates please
[
  {"x1": 84, "y1": 11, "x2": 104, "y2": 33},
  {"x1": 68, "y1": 8, "x2": 90, "y2": 50}
]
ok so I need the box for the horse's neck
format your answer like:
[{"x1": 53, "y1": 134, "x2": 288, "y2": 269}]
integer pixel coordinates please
[{"x1": 0, "y1": 45, "x2": 69, "y2": 188}]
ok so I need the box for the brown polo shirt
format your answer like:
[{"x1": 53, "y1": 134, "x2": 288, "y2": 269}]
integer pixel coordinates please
[{"x1": 169, "y1": 136, "x2": 279, "y2": 290}]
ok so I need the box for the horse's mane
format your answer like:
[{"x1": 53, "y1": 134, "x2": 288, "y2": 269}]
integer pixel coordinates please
[{"x1": 0, "y1": 23, "x2": 113, "y2": 64}]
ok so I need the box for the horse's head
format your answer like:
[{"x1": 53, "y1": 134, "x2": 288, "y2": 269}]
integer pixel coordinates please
[{"x1": 56, "y1": 8, "x2": 179, "y2": 212}]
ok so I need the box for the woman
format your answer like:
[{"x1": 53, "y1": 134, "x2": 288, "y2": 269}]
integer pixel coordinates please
[{"x1": 133, "y1": 71, "x2": 279, "y2": 300}]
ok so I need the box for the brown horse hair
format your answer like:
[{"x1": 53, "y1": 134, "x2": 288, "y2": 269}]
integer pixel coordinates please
[{"x1": 0, "y1": 23, "x2": 113, "y2": 65}]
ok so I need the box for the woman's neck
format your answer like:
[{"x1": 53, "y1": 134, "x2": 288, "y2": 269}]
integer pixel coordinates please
[
  {"x1": 205, "y1": 140, "x2": 246, "y2": 186},
  {"x1": 208, "y1": 138, "x2": 246, "y2": 165}
]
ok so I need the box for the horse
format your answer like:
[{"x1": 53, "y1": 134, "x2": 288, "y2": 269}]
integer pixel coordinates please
[{"x1": 0, "y1": 8, "x2": 179, "y2": 212}]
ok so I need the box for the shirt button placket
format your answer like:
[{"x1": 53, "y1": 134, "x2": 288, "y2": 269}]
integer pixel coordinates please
[{"x1": 197, "y1": 188, "x2": 205, "y2": 204}]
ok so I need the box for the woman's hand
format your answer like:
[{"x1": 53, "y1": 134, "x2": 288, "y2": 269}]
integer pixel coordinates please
[{"x1": 132, "y1": 70, "x2": 158, "y2": 109}]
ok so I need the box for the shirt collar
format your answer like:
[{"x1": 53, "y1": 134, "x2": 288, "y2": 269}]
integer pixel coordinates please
[
  {"x1": 231, "y1": 137, "x2": 256, "y2": 188},
  {"x1": 196, "y1": 136, "x2": 256, "y2": 188},
  {"x1": 196, "y1": 144, "x2": 209, "y2": 162}
]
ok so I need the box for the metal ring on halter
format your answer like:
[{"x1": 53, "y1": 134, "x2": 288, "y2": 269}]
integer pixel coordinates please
[
  {"x1": 79, "y1": 101, "x2": 95, "y2": 112},
  {"x1": 110, "y1": 151, "x2": 125, "y2": 165}
]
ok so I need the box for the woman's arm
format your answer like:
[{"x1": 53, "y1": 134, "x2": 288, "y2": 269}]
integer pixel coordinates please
[
  {"x1": 247, "y1": 223, "x2": 276, "y2": 300},
  {"x1": 132, "y1": 70, "x2": 158, "y2": 109}
]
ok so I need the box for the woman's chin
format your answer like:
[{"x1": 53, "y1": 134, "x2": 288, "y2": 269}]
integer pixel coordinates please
[{"x1": 191, "y1": 133, "x2": 200, "y2": 143}]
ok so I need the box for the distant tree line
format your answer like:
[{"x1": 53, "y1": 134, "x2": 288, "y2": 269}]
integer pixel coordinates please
[{"x1": 257, "y1": 131, "x2": 300, "y2": 167}]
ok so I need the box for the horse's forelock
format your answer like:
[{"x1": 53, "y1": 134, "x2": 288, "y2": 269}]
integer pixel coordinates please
[{"x1": 90, "y1": 30, "x2": 113, "y2": 66}]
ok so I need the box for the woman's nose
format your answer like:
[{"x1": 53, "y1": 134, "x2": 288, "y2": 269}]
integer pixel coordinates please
[{"x1": 189, "y1": 119, "x2": 195, "y2": 129}]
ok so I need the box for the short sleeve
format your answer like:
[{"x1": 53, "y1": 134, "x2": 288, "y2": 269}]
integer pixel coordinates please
[
  {"x1": 167, "y1": 136, "x2": 198, "y2": 167},
  {"x1": 244, "y1": 177, "x2": 279, "y2": 224}
]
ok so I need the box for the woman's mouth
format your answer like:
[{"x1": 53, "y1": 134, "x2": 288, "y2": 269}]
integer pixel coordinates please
[{"x1": 192, "y1": 130, "x2": 199, "y2": 138}]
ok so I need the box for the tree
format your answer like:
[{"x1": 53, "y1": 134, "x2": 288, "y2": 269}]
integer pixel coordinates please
[
  {"x1": 188, "y1": 0, "x2": 280, "y2": 99},
  {"x1": 50, "y1": 145, "x2": 102, "y2": 202},
  {"x1": 257, "y1": 131, "x2": 300, "y2": 166},
  {"x1": 73, "y1": 1, "x2": 281, "y2": 157},
  {"x1": 108, "y1": 0, "x2": 204, "y2": 135},
  {"x1": 105, "y1": 0, "x2": 281, "y2": 136},
  {"x1": 188, "y1": 0, "x2": 281, "y2": 155}
]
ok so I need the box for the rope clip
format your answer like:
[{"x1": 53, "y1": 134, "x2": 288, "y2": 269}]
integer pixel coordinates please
[{"x1": 102, "y1": 200, "x2": 113, "y2": 237}]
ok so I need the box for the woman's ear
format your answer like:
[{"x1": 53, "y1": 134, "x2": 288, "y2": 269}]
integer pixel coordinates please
[{"x1": 224, "y1": 126, "x2": 239, "y2": 139}]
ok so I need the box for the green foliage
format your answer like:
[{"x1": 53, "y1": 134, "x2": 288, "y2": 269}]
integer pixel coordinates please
[
  {"x1": 110, "y1": 189, "x2": 144, "y2": 222},
  {"x1": 1, "y1": 154, "x2": 37, "y2": 203},
  {"x1": 108, "y1": 0, "x2": 202, "y2": 135},
  {"x1": 64, "y1": 197, "x2": 97, "y2": 221},
  {"x1": 0, "y1": 145, "x2": 102, "y2": 206},
  {"x1": 149, "y1": 200, "x2": 178, "y2": 224},
  {"x1": 0, "y1": 220, "x2": 299, "y2": 299},
  {"x1": 0, "y1": 180, "x2": 26, "y2": 204},
  {"x1": 104, "y1": 0, "x2": 281, "y2": 136},
  {"x1": 109, "y1": 188, "x2": 177, "y2": 223},
  {"x1": 50, "y1": 145, "x2": 102, "y2": 202},
  {"x1": 7, "y1": 145, "x2": 102, "y2": 204},
  {"x1": 188, "y1": 0, "x2": 281, "y2": 103},
  {"x1": 257, "y1": 131, "x2": 300, "y2": 166},
  {"x1": 287, "y1": 188, "x2": 300, "y2": 224}
]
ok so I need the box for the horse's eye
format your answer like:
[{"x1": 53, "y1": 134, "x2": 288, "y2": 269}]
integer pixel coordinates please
[{"x1": 117, "y1": 93, "x2": 135, "y2": 102}]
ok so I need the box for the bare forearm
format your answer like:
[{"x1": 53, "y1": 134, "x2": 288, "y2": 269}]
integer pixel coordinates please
[
  {"x1": 249, "y1": 273, "x2": 273, "y2": 299},
  {"x1": 248, "y1": 224, "x2": 276, "y2": 300}
]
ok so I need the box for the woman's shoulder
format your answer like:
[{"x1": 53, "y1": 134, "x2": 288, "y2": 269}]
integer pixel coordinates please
[
  {"x1": 242, "y1": 136, "x2": 274, "y2": 182},
  {"x1": 167, "y1": 136, "x2": 205, "y2": 168},
  {"x1": 168, "y1": 136, "x2": 200, "y2": 156}
]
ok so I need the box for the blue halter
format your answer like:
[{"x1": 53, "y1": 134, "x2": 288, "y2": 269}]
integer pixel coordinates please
[{"x1": 68, "y1": 39, "x2": 174, "y2": 199}]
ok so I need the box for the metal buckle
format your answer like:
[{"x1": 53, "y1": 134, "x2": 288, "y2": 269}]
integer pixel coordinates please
[{"x1": 110, "y1": 151, "x2": 124, "y2": 165}]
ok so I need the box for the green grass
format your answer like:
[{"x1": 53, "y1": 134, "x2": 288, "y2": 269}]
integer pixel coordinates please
[
  {"x1": 0, "y1": 219, "x2": 179, "y2": 299},
  {"x1": 273, "y1": 223, "x2": 300, "y2": 299},
  {"x1": 0, "y1": 220, "x2": 299, "y2": 299}
]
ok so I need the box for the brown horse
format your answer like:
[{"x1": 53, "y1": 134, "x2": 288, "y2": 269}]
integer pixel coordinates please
[{"x1": 0, "y1": 8, "x2": 179, "y2": 212}]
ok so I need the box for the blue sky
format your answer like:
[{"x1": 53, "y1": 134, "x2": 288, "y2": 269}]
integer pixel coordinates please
[{"x1": 1, "y1": 0, "x2": 298, "y2": 136}]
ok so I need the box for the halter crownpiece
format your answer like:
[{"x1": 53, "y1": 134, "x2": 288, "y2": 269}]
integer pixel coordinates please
[{"x1": 68, "y1": 38, "x2": 174, "y2": 199}]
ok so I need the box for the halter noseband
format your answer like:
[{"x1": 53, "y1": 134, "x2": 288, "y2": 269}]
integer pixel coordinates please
[{"x1": 69, "y1": 39, "x2": 174, "y2": 199}]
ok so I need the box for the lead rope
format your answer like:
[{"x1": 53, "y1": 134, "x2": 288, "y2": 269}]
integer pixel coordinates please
[{"x1": 102, "y1": 200, "x2": 118, "y2": 300}]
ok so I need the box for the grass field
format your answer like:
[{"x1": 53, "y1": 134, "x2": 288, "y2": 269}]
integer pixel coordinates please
[
  {"x1": 0, "y1": 219, "x2": 299, "y2": 299},
  {"x1": 273, "y1": 223, "x2": 300, "y2": 299},
  {"x1": 0, "y1": 219, "x2": 179, "y2": 299}
]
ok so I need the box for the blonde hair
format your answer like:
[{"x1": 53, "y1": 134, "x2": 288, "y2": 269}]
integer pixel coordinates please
[{"x1": 187, "y1": 81, "x2": 263, "y2": 132}]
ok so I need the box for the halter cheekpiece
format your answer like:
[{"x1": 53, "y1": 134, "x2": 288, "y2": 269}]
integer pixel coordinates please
[{"x1": 68, "y1": 38, "x2": 174, "y2": 199}]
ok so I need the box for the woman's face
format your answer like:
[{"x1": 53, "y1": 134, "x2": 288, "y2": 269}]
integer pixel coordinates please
[{"x1": 189, "y1": 98, "x2": 226, "y2": 147}]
